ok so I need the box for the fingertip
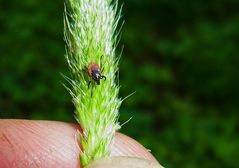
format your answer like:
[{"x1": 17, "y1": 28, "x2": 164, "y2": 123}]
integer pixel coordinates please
[{"x1": 110, "y1": 132, "x2": 158, "y2": 162}]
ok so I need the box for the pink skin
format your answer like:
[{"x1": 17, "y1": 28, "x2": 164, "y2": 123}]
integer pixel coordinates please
[{"x1": 0, "y1": 120, "x2": 157, "y2": 168}]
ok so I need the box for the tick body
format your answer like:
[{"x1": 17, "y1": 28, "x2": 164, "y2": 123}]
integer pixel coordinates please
[{"x1": 87, "y1": 63, "x2": 106, "y2": 85}]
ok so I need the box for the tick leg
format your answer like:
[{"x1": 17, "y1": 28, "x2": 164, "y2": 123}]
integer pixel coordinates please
[
  {"x1": 100, "y1": 75, "x2": 106, "y2": 81},
  {"x1": 101, "y1": 67, "x2": 104, "y2": 73},
  {"x1": 88, "y1": 81, "x2": 91, "y2": 89},
  {"x1": 100, "y1": 55, "x2": 105, "y2": 73},
  {"x1": 100, "y1": 55, "x2": 103, "y2": 68},
  {"x1": 91, "y1": 82, "x2": 94, "y2": 97},
  {"x1": 83, "y1": 66, "x2": 88, "y2": 73}
]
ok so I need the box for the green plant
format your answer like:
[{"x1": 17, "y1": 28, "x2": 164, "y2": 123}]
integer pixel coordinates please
[{"x1": 64, "y1": 0, "x2": 122, "y2": 166}]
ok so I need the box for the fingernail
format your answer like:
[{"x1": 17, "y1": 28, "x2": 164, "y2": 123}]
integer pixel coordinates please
[{"x1": 85, "y1": 156, "x2": 164, "y2": 168}]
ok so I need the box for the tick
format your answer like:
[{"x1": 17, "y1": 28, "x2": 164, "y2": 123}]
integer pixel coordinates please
[{"x1": 86, "y1": 56, "x2": 106, "y2": 88}]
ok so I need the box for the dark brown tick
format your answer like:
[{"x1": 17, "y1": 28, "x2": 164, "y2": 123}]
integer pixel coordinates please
[{"x1": 86, "y1": 56, "x2": 106, "y2": 88}]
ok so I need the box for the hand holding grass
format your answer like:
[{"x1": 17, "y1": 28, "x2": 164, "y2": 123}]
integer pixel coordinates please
[
  {"x1": 0, "y1": 120, "x2": 163, "y2": 168},
  {"x1": 0, "y1": 0, "x2": 165, "y2": 167}
]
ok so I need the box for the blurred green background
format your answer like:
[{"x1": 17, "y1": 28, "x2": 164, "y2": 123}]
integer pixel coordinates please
[{"x1": 1, "y1": 0, "x2": 239, "y2": 167}]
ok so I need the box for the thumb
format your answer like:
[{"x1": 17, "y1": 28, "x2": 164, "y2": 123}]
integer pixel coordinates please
[{"x1": 85, "y1": 156, "x2": 164, "y2": 168}]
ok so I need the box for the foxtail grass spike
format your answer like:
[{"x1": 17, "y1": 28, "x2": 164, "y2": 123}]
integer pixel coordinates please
[{"x1": 64, "y1": 0, "x2": 122, "y2": 166}]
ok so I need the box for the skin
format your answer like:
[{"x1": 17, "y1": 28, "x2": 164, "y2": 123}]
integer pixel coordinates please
[{"x1": 0, "y1": 120, "x2": 163, "y2": 168}]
